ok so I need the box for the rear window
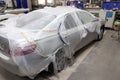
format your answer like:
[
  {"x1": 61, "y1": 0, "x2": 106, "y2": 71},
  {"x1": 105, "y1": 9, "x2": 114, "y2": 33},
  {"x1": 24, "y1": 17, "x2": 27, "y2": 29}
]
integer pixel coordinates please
[
  {"x1": 64, "y1": 14, "x2": 77, "y2": 29},
  {"x1": 16, "y1": 12, "x2": 56, "y2": 29}
]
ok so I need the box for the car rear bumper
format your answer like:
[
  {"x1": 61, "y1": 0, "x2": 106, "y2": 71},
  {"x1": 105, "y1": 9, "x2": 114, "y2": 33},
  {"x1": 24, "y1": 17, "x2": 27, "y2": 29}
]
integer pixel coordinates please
[
  {"x1": 0, "y1": 52, "x2": 25, "y2": 76},
  {"x1": 0, "y1": 51, "x2": 52, "y2": 77}
]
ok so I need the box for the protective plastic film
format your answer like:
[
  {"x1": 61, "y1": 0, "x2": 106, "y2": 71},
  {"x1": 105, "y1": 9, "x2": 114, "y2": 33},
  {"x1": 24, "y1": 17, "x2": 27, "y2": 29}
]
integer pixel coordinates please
[
  {"x1": 0, "y1": 7, "x2": 102, "y2": 79},
  {"x1": 8, "y1": 32, "x2": 51, "y2": 78},
  {"x1": 59, "y1": 11, "x2": 87, "y2": 58},
  {"x1": 0, "y1": 14, "x2": 16, "y2": 21}
]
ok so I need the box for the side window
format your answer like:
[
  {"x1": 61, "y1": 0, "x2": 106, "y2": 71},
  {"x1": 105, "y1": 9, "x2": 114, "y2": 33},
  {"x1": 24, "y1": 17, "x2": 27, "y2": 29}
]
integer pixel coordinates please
[
  {"x1": 64, "y1": 14, "x2": 77, "y2": 30},
  {"x1": 76, "y1": 11, "x2": 94, "y2": 24}
]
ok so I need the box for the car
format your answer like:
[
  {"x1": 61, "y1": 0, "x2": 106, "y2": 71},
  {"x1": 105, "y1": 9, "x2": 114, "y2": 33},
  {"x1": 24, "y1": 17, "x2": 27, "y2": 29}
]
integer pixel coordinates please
[{"x1": 0, "y1": 6, "x2": 104, "y2": 79}]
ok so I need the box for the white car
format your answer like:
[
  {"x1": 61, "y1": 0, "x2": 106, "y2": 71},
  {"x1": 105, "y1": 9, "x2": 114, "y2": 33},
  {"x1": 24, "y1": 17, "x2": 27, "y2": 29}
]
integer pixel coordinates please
[{"x1": 0, "y1": 7, "x2": 104, "y2": 79}]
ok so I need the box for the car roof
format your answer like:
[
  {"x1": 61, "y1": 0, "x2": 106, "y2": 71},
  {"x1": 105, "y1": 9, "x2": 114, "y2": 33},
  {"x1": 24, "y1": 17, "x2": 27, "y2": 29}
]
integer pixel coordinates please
[{"x1": 35, "y1": 6, "x2": 83, "y2": 17}]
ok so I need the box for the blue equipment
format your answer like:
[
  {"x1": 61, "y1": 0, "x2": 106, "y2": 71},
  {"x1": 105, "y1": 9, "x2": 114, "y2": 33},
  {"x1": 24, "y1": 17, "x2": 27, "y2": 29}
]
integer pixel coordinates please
[
  {"x1": 102, "y1": 1, "x2": 120, "y2": 10},
  {"x1": 67, "y1": 0, "x2": 84, "y2": 9},
  {"x1": 16, "y1": 0, "x2": 28, "y2": 8},
  {"x1": 0, "y1": 0, "x2": 6, "y2": 7}
]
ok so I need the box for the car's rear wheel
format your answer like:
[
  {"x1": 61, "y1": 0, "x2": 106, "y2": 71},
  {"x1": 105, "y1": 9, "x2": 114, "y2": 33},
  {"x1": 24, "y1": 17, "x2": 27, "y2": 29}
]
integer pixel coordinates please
[
  {"x1": 55, "y1": 48, "x2": 66, "y2": 72},
  {"x1": 97, "y1": 26, "x2": 105, "y2": 41},
  {"x1": 48, "y1": 48, "x2": 66, "y2": 74},
  {"x1": 48, "y1": 63, "x2": 54, "y2": 74}
]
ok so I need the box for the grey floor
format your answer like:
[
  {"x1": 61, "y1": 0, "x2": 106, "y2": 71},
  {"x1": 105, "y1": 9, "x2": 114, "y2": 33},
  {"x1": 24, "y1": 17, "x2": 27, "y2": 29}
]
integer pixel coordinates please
[
  {"x1": 68, "y1": 30, "x2": 120, "y2": 80},
  {"x1": 0, "y1": 30, "x2": 120, "y2": 80}
]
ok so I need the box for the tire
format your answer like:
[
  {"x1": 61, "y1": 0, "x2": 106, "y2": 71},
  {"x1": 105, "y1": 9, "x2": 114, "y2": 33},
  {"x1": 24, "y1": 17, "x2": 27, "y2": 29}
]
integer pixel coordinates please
[
  {"x1": 55, "y1": 48, "x2": 66, "y2": 72},
  {"x1": 48, "y1": 63, "x2": 54, "y2": 74},
  {"x1": 48, "y1": 48, "x2": 66, "y2": 74},
  {"x1": 97, "y1": 26, "x2": 105, "y2": 41}
]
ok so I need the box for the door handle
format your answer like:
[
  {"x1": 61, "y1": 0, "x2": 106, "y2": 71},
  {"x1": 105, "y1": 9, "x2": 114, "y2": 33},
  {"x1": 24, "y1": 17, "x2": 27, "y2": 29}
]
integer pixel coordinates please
[{"x1": 92, "y1": 19, "x2": 99, "y2": 22}]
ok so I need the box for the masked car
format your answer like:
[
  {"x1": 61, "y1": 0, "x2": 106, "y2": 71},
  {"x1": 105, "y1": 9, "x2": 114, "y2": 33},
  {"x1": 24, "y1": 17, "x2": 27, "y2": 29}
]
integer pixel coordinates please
[{"x1": 0, "y1": 6, "x2": 104, "y2": 79}]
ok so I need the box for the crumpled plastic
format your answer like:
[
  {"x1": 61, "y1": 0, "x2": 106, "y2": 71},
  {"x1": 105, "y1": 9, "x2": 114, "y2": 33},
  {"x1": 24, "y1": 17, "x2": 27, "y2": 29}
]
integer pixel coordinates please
[{"x1": 0, "y1": 14, "x2": 16, "y2": 21}]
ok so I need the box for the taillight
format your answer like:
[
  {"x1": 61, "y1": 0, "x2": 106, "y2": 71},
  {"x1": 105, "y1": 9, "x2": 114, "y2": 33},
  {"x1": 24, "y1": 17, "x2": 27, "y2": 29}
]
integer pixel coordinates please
[{"x1": 9, "y1": 44, "x2": 37, "y2": 56}]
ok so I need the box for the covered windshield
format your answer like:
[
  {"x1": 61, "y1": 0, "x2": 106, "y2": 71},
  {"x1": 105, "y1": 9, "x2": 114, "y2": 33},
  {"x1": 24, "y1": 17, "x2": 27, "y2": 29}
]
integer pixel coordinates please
[{"x1": 16, "y1": 11, "x2": 56, "y2": 29}]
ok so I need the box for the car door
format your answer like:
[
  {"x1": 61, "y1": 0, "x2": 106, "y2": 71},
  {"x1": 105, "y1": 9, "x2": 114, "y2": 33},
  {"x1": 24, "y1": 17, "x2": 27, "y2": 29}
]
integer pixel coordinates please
[
  {"x1": 73, "y1": 11, "x2": 99, "y2": 50},
  {"x1": 59, "y1": 13, "x2": 81, "y2": 54}
]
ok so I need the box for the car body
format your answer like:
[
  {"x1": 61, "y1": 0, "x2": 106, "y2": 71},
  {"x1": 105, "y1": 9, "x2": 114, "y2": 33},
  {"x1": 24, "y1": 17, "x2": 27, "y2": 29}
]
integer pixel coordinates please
[{"x1": 0, "y1": 6, "x2": 104, "y2": 79}]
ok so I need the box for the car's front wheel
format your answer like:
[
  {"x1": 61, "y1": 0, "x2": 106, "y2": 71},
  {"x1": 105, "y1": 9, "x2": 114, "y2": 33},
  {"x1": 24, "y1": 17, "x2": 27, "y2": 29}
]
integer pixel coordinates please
[{"x1": 97, "y1": 26, "x2": 105, "y2": 41}]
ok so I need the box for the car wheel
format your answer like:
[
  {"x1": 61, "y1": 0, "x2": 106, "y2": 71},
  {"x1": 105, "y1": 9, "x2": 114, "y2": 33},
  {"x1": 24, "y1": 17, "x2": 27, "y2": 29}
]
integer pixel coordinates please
[
  {"x1": 97, "y1": 26, "x2": 105, "y2": 41},
  {"x1": 48, "y1": 63, "x2": 54, "y2": 74},
  {"x1": 48, "y1": 48, "x2": 66, "y2": 74},
  {"x1": 55, "y1": 48, "x2": 66, "y2": 72}
]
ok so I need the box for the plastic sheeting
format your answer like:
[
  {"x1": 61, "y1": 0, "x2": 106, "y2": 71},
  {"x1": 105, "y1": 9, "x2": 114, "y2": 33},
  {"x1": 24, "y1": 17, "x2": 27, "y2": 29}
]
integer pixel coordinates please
[
  {"x1": 0, "y1": 7, "x2": 102, "y2": 79},
  {"x1": 0, "y1": 14, "x2": 17, "y2": 22}
]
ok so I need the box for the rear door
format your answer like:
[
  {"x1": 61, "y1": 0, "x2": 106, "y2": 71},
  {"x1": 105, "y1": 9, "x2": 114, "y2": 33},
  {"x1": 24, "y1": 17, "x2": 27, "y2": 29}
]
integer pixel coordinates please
[{"x1": 59, "y1": 13, "x2": 81, "y2": 54}]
